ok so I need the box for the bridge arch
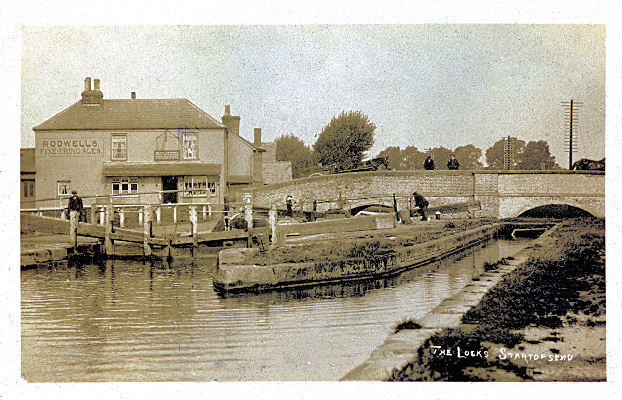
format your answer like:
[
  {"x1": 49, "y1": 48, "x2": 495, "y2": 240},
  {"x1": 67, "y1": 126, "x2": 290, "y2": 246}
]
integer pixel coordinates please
[{"x1": 508, "y1": 198, "x2": 602, "y2": 219}]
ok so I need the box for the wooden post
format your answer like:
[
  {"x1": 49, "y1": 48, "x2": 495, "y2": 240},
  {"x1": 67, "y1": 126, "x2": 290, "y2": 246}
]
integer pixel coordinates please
[
  {"x1": 173, "y1": 205, "x2": 177, "y2": 224},
  {"x1": 104, "y1": 204, "x2": 114, "y2": 255},
  {"x1": 99, "y1": 206, "x2": 105, "y2": 225},
  {"x1": 90, "y1": 205, "x2": 97, "y2": 225},
  {"x1": 138, "y1": 208, "x2": 143, "y2": 225},
  {"x1": 38, "y1": 209, "x2": 43, "y2": 217},
  {"x1": 119, "y1": 207, "x2": 125, "y2": 228},
  {"x1": 156, "y1": 206, "x2": 161, "y2": 224},
  {"x1": 143, "y1": 205, "x2": 152, "y2": 257},
  {"x1": 269, "y1": 204, "x2": 278, "y2": 245},
  {"x1": 208, "y1": 204, "x2": 212, "y2": 218},
  {"x1": 245, "y1": 202, "x2": 253, "y2": 248},
  {"x1": 202, "y1": 205, "x2": 207, "y2": 221},
  {"x1": 61, "y1": 209, "x2": 67, "y2": 220},
  {"x1": 299, "y1": 200, "x2": 303, "y2": 220},
  {"x1": 69, "y1": 210, "x2": 78, "y2": 251},
  {"x1": 189, "y1": 206, "x2": 198, "y2": 256}
]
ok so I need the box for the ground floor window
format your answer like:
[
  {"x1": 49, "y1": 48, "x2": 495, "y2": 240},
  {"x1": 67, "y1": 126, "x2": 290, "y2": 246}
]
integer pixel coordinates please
[
  {"x1": 22, "y1": 179, "x2": 34, "y2": 198},
  {"x1": 183, "y1": 176, "x2": 217, "y2": 197},
  {"x1": 57, "y1": 180, "x2": 71, "y2": 196},
  {"x1": 112, "y1": 177, "x2": 139, "y2": 196}
]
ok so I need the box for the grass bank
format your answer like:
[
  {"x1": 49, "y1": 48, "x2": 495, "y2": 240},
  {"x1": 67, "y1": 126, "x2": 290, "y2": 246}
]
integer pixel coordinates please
[{"x1": 389, "y1": 218, "x2": 605, "y2": 382}]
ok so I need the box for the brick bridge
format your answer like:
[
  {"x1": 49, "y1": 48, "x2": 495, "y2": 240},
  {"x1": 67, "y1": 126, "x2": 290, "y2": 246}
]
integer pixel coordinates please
[{"x1": 245, "y1": 170, "x2": 605, "y2": 219}]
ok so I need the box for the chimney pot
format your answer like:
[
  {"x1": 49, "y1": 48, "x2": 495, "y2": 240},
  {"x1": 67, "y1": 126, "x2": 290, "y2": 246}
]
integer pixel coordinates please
[
  {"x1": 224, "y1": 105, "x2": 231, "y2": 115},
  {"x1": 131, "y1": 92, "x2": 136, "y2": 99},
  {"x1": 254, "y1": 128, "x2": 262, "y2": 145},
  {"x1": 93, "y1": 79, "x2": 100, "y2": 91},
  {"x1": 84, "y1": 77, "x2": 92, "y2": 91}
]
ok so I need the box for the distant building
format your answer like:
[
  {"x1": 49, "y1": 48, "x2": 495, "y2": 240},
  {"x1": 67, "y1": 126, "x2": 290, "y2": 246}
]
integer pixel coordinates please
[
  {"x1": 31, "y1": 77, "x2": 291, "y2": 208},
  {"x1": 20, "y1": 148, "x2": 35, "y2": 207}
]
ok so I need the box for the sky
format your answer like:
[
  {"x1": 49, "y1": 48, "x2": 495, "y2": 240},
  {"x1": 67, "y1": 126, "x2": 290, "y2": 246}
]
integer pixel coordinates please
[{"x1": 21, "y1": 25, "x2": 605, "y2": 167}]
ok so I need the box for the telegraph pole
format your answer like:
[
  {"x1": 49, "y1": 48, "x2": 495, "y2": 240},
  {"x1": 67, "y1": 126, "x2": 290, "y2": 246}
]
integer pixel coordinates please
[
  {"x1": 503, "y1": 136, "x2": 517, "y2": 170},
  {"x1": 561, "y1": 99, "x2": 582, "y2": 169}
]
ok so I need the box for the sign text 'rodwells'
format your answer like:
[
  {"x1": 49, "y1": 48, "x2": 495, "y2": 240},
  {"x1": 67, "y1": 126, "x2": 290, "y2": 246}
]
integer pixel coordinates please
[{"x1": 38, "y1": 138, "x2": 103, "y2": 156}]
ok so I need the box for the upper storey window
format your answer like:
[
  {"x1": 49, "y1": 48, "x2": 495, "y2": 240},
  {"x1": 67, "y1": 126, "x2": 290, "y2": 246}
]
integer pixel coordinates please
[
  {"x1": 181, "y1": 131, "x2": 198, "y2": 160},
  {"x1": 111, "y1": 134, "x2": 127, "y2": 161}
]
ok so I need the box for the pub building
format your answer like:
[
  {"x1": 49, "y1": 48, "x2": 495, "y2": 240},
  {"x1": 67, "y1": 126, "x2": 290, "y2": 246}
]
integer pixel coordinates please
[{"x1": 31, "y1": 77, "x2": 291, "y2": 209}]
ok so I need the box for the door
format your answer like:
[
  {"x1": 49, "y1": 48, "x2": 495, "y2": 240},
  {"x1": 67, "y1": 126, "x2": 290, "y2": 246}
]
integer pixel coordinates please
[{"x1": 162, "y1": 176, "x2": 178, "y2": 203}]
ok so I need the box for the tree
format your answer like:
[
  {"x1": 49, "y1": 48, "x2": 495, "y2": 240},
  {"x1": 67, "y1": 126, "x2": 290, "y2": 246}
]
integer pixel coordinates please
[
  {"x1": 401, "y1": 145, "x2": 426, "y2": 170},
  {"x1": 313, "y1": 110, "x2": 376, "y2": 170},
  {"x1": 376, "y1": 146, "x2": 402, "y2": 169},
  {"x1": 485, "y1": 138, "x2": 526, "y2": 169},
  {"x1": 275, "y1": 133, "x2": 315, "y2": 178},
  {"x1": 517, "y1": 140, "x2": 561, "y2": 170},
  {"x1": 429, "y1": 147, "x2": 453, "y2": 170},
  {"x1": 453, "y1": 144, "x2": 483, "y2": 170}
]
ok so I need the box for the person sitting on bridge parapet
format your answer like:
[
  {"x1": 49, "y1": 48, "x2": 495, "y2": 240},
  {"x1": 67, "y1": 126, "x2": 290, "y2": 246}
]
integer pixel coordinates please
[
  {"x1": 447, "y1": 154, "x2": 460, "y2": 170},
  {"x1": 412, "y1": 191, "x2": 429, "y2": 221},
  {"x1": 423, "y1": 156, "x2": 436, "y2": 170},
  {"x1": 68, "y1": 190, "x2": 84, "y2": 221}
]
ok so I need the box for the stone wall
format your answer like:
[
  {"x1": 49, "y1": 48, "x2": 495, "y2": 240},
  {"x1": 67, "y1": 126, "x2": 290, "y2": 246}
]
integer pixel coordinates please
[{"x1": 249, "y1": 170, "x2": 605, "y2": 218}]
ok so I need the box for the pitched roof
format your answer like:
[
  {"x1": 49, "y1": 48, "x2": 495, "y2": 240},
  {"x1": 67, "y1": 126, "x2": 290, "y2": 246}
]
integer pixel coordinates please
[{"x1": 33, "y1": 99, "x2": 226, "y2": 131}]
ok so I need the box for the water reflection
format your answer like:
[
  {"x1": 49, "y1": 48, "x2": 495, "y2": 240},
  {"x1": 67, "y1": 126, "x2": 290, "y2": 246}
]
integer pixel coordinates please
[{"x1": 21, "y1": 239, "x2": 529, "y2": 382}]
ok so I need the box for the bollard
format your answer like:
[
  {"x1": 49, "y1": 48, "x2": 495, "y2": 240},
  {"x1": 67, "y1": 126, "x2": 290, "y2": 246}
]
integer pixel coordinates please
[
  {"x1": 143, "y1": 205, "x2": 152, "y2": 257},
  {"x1": 156, "y1": 206, "x2": 161, "y2": 224},
  {"x1": 104, "y1": 204, "x2": 114, "y2": 255},
  {"x1": 269, "y1": 204, "x2": 278, "y2": 244},
  {"x1": 119, "y1": 207, "x2": 125, "y2": 228},
  {"x1": 245, "y1": 203, "x2": 253, "y2": 248},
  {"x1": 69, "y1": 210, "x2": 78, "y2": 250}
]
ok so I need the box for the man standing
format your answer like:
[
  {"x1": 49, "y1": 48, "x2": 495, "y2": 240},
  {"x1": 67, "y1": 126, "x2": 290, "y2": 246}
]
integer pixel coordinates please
[
  {"x1": 68, "y1": 190, "x2": 84, "y2": 222},
  {"x1": 412, "y1": 191, "x2": 429, "y2": 221},
  {"x1": 286, "y1": 195, "x2": 293, "y2": 217},
  {"x1": 447, "y1": 154, "x2": 460, "y2": 170},
  {"x1": 423, "y1": 156, "x2": 436, "y2": 170}
]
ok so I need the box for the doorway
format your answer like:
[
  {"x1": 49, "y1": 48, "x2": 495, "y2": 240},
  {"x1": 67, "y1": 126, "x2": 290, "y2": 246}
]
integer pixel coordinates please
[{"x1": 162, "y1": 176, "x2": 178, "y2": 203}]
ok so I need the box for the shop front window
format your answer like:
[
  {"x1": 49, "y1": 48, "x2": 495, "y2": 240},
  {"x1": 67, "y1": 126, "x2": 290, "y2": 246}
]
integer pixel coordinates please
[
  {"x1": 112, "y1": 177, "x2": 139, "y2": 196},
  {"x1": 181, "y1": 131, "x2": 198, "y2": 160},
  {"x1": 111, "y1": 134, "x2": 127, "y2": 161},
  {"x1": 183, "y1": 176, "x2": 217, "y2": 197}
]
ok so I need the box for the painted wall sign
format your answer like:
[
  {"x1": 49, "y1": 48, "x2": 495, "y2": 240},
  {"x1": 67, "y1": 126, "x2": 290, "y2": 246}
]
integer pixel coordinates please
[
  {"x1": 38, "y1": 138, "x2": 103, "y2": 156},
  {"x1": 154, "y1": 150, "x2": 180, "y2": 161}
]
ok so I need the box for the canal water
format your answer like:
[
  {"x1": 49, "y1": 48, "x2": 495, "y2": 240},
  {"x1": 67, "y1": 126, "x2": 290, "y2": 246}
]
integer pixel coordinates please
[{"x1": 21, "y1": 238, "x2": 529, "y2": 381}]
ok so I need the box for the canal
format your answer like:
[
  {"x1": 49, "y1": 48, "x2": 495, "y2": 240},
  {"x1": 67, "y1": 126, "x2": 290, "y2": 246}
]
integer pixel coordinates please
[{"x1": 21, "y1": 238, "x2": 530, "y2": 381}]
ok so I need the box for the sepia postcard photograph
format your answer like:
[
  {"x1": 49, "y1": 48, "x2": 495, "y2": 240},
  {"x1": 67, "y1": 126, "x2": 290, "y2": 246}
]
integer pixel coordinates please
[{"x1": 4, "y1": 1, "x2": 622, "y2": 399}]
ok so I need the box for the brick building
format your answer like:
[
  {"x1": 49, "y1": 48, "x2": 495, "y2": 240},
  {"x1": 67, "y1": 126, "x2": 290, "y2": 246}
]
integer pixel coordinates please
[{"x1": 31, "y1": 77, "x2": 291, "y2": 208}]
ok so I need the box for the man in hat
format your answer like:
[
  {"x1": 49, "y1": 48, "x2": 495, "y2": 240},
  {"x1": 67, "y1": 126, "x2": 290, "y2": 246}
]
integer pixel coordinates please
[
  {"x1": 412, "y1": 191, "x2": 429, "y2": 221},
  {"x1": 447, "y1": 154, "x2": 460, "y2": 170},
  {"x1": 286, "y1": 195, "x2": 293, "y2": 217},
  {"x1": 423, "y1": 156, "x2": 436, "y2": 170},
  {"x1": 68, "y1": 190, "x2": 84, "y2": 221}
]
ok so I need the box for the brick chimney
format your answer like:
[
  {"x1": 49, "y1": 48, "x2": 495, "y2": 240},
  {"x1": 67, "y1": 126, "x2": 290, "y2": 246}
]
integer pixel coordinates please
[
  {"x1": 221, "y1": 104, "x2": 240, "y2": 136},
  {"x1": 81, "y1": 76, "x2": 103, "y2": 105},
  {"x1": 253, "y1": 128, "x2": 262, "y2": 145}
]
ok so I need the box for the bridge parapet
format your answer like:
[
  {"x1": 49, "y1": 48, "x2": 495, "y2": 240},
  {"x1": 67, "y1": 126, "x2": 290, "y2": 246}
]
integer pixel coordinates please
[{"x1": 246, "y1": 170, "x2": 604, "y2": 218}]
